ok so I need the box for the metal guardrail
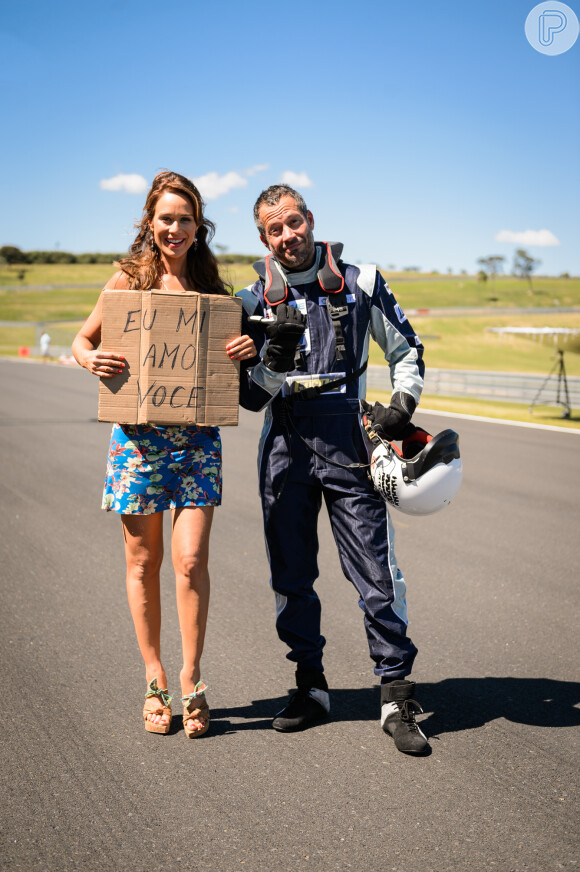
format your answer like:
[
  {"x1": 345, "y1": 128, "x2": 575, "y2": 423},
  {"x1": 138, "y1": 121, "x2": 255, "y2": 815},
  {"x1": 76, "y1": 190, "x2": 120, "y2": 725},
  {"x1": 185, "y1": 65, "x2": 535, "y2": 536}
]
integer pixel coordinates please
[{"x1": 367, "y1": 365, "x2": 580, "y2": 408}]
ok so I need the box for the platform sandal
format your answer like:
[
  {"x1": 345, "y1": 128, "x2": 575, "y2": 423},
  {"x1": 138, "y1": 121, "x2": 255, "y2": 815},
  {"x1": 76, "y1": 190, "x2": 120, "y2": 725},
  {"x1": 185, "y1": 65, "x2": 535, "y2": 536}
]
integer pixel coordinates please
[
  {"x1": 143, "y1": 678, "x2": 172, "y2": 734},
  {"x1": 181, "y1": 681, "x2": 210, "y2": 738}
]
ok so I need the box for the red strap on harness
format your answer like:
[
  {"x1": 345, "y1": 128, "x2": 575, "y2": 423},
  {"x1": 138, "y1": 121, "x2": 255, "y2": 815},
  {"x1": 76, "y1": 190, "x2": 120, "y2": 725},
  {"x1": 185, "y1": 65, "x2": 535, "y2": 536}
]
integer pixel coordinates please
[
  {"x1": 263, "y1": 254, "x2": 288, "y2": 306},
  {"x1": 318, "y1": 242, "x2": 344, "y2": 294}
]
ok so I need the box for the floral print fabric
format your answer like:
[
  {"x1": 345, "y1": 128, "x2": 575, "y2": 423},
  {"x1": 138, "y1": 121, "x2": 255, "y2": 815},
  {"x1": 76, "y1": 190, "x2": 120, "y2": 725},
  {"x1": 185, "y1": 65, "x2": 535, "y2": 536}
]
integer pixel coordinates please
[{"x1": 102, "y1": 424, "x2": 222, "y2": 515}]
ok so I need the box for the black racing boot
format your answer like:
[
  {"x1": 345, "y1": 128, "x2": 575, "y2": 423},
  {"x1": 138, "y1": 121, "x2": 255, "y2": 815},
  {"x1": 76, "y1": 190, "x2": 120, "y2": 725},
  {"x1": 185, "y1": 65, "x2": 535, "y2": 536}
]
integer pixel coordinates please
[
  {"x1": 272, "y1": 667, "x2": 330, "y2": 732},
  {"x1": 381, "y1": 679, "x2": 429, "y2": 754}
]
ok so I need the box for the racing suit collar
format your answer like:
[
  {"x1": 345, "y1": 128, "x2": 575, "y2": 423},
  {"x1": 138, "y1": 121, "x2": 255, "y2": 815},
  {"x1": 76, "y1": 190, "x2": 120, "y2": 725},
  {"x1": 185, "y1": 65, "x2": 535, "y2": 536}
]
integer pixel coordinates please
[
  {"x1": 273, "y1": 245, "x2": 321, "y2": 286},
  {"x1": 254, "y1": 242, "x2": 345, "y2": 308}
]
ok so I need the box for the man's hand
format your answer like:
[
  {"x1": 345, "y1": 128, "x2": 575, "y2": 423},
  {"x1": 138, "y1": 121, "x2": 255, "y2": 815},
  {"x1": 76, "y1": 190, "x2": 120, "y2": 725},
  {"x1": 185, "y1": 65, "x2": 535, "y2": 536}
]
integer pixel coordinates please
[
  {"x1": 361, "y1": 391, "x2": 417, "y2": 441},
  {"x1": 262, "y1": 303, "x2": 307, "y2": 373}
]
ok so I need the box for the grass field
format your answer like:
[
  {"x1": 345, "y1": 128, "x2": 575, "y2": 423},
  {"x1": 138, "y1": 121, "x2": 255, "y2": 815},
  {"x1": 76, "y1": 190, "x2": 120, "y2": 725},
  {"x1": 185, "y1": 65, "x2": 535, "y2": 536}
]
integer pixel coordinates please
[
  {"x1": 1, "y1": 263, "x2": 579, "y2": 429},
  {"x1": 366, "y1": 388, "x2": 580, "y2": 431},
  {"x1": 383, "y1": 273, "x2": 580, "y2": 310},
  {"x1": 0, "y1": 262, "x2": 114, "y2": 287},
  {"x1": 2, "y1": 261, "x2": 579, "y2": 304},
  {"x1": 368, "y1": 312, "x2": 580, "y2": 376},
  {"x1": 2, "y1": 263, "x2": 578, "y2": 367}
]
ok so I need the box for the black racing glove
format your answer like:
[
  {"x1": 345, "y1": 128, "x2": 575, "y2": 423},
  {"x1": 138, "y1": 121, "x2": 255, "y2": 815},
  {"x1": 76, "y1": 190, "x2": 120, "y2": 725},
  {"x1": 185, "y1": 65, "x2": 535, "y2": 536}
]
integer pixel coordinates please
[
  {"x1": 361, "y1": 391, "x2": 417, "y2": 441},
  {"x1": 262, "y1": 303, "x2": 307, "y2": 373}
]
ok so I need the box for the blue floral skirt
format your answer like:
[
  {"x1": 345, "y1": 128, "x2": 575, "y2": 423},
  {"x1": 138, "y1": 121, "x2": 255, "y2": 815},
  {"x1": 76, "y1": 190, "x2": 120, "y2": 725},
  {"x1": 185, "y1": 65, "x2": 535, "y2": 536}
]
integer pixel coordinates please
[{"x1": 102, "y1": 424, "x2": 222, "y2": 515}]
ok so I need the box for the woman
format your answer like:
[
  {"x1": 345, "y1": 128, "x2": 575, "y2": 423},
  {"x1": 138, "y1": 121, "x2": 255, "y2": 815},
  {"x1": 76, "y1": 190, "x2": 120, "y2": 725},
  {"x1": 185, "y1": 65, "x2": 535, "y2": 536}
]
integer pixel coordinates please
[{"x1": 72, "y1": 170, "x2": 256, "y2": 737}]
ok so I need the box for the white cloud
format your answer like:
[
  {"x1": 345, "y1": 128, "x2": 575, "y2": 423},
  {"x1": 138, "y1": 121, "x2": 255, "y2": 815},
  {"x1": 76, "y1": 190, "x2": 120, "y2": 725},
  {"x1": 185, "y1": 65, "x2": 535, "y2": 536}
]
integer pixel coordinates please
[
  {"x1": 99, "y1": 173, "x2": 148, "y2": 194},
  {"x1": 245, "y1": 163, "x2": 269, "y2": 177},
  {"x1": 280, "y1": 170, "x2": 313, "y2": 188},
  {"x1": 191, "y1": 171, "x2": 247, "y2": 200},
  {"x1": 495, "y1": 228, "x2": 560, "y2": 247}
]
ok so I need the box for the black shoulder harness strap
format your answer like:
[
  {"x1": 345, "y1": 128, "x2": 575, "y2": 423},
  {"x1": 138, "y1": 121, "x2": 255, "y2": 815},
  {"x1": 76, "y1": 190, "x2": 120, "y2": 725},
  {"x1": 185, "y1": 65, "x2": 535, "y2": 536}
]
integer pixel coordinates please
[{"x1": 253, "y1": 241, "x2": 350, "y2": 361}]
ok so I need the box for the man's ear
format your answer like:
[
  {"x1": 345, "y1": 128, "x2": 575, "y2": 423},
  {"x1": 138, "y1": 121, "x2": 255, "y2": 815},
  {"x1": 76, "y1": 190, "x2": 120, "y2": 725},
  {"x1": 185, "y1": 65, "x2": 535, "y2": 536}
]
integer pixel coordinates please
[
  {"x1": 307, "y1": 210, "x2": 314, "y2": 231},
  {"x1": 259, "y1": 234, "x2": 270, "y2": 251}
]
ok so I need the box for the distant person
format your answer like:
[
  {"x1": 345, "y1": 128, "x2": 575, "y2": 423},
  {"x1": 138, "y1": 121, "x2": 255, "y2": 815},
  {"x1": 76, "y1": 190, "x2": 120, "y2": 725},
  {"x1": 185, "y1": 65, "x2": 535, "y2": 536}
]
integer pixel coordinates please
[
  {"x1": 237, "y1": 184, "x2": 429, "y2": 754},
  {"x1": 39, "y1": 331, "x2": 51, "y2": 361},
  {"x1": 72, "y1": 170, "x2": 257, "y2": 738}
]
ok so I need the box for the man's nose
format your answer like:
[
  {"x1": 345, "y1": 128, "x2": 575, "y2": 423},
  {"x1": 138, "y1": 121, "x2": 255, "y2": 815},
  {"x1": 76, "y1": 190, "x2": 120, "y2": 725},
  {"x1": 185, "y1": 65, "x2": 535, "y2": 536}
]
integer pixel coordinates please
[{"x1": 282, "y1": 224, "x2": 297, "y2": 241}]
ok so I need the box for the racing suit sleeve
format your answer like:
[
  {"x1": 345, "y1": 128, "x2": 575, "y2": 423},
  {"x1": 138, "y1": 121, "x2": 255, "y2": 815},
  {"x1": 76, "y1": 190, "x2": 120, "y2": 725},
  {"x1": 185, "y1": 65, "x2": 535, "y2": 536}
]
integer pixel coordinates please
[
  {"x1": 236, "y1": 285, "x2": 288, "y2": 412},
  {"x1": 368, "y1": 270, "x2": 425, "y2": 406}
]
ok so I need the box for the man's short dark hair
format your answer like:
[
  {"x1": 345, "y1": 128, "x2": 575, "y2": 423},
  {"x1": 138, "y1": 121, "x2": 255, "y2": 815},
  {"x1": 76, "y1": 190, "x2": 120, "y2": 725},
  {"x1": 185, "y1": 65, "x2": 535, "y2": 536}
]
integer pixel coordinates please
[{"x1": 253, "y1": 184, "x2": 309, "y2": 236}]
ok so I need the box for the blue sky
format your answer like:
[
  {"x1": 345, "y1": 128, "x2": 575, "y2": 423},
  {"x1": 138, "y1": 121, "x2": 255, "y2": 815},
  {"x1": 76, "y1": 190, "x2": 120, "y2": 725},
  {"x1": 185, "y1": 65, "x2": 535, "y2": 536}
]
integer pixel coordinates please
[{"x1": 1, "y1": 0, "x2": 579, "y2": 275}]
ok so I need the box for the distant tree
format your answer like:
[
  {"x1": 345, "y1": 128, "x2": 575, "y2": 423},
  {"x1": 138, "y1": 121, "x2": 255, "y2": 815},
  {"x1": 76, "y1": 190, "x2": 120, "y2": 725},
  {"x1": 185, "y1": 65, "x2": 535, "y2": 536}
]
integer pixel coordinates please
[
  {"x1": 476, "y1": 255, "x2": 505, "y2": 279},
  {"x1": 513, "y1": 248, "x2": 541, "y2": 288},
  {"x1": 214, "y1": 243, "x2": 229, "y2": 254},
  {"x1": 477, "y1": 269, "x2": 488, "y2": 283},
  {"x1": 476, "y1": 255, "x2": 505, "y2": 298},
  {"x1": 0, "y1": 245, "x2": 26, "y2": 264}
]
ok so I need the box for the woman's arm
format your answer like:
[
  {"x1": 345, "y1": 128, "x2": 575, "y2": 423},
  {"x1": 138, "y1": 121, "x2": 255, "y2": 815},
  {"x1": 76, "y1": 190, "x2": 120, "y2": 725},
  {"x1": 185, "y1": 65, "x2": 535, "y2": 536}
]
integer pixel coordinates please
[{"x1": 71, "y1": 270, "x2": 129, "y2": 379}]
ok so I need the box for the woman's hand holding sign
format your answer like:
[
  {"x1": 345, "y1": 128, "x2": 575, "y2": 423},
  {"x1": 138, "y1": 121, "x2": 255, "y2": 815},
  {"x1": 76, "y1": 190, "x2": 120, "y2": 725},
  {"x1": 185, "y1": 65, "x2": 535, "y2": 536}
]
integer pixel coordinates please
[
  {"x1": 79, "y1": 349, "x2": 126, "y2": 378},
  {"x1": 226, "y1": 334, "x2": 257, "y2": 361}
]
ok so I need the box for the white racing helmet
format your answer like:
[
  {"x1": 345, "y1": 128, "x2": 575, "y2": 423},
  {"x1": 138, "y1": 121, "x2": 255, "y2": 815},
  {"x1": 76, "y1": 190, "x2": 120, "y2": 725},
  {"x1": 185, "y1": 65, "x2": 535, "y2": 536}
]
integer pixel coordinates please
[{"x1": 367, "y1": 425, "x2": 462, "y2": 516}]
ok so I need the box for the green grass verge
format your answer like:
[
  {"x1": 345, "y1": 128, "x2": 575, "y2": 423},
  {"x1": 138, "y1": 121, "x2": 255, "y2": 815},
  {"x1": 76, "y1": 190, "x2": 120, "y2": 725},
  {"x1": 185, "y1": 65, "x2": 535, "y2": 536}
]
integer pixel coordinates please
[
  {"x1": 368, "y1": 314, "x2": 580, "y2": 376},
  {"x1": 366, "y1": 388, "x2": 580, "y2": 431},
  {"x1": 0, "y1": 287, "x2": 101, "y2": 323},
  {"x1": 1, "y1": 264, "x2": 579, "y2": 414},
  {"x1": 382, "y1": 273, "x2": 580, "y2": 310},
  {"x1": 0, "y1": 262, "x2": 116, "y2": 287},
  {"x1": 3, "y1": 262, "x2": 578, "y2": 305}
]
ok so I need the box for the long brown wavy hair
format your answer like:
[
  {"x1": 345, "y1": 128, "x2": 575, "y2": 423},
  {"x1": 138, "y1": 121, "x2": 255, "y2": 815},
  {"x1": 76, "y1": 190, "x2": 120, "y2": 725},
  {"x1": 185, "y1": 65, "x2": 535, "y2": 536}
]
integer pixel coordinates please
[{"x1": 117, "y1": 170, "x2": 231, "y2": 295}]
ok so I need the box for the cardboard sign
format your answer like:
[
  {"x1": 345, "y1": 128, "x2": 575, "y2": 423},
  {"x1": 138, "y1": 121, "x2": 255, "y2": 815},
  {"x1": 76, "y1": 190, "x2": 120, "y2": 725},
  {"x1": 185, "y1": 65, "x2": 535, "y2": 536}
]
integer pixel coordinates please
[{"x1": 98, "y1": 290, "x2": 242, "y2": 426}]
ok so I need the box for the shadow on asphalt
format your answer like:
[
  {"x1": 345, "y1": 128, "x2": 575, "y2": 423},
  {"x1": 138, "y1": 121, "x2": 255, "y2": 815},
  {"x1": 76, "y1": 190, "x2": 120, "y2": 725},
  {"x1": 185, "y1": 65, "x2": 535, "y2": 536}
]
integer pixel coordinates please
[
  {"x1": 418, "y1": 676, "x2": 580, "y2": 737},
  {"x1": 203, "y1": 677, "x2": 580, "y2": 738}
]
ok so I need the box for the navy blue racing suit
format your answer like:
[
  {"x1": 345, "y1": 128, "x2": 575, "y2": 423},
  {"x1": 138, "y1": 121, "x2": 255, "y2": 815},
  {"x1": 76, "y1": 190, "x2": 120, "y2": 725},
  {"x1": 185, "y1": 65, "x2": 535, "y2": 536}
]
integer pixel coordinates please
[{"x1": 237, "y1": 245, "x2": 425, "y2": 680}]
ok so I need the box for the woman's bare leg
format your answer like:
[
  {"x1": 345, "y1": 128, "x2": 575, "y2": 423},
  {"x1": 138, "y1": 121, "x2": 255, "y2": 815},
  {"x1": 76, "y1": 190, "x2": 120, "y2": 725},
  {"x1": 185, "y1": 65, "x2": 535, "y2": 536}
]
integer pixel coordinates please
[
  {"x1": 121, "y1": 512, "x2": 169, "y2": 728},
  {"x1": 171, "y1": 506, "x2": 214, "y2": 732}
]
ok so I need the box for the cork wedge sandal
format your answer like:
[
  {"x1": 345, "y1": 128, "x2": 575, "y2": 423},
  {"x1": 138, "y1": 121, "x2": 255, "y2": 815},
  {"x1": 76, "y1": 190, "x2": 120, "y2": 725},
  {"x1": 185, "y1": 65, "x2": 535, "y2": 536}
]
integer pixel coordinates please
[
  {"x1": 181, "y1": 681, "x2": 210, "y2": 738},
  {"x1": 143, "y1": 678, "x2": 173, "y2": 734}
]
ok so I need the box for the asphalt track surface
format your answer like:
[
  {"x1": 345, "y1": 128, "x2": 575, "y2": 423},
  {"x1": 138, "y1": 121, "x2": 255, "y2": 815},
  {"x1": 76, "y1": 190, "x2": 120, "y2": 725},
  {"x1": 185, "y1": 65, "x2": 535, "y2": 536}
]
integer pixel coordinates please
[{"x1": 1, "y1": 358, "x2": 579, "y2": 872}]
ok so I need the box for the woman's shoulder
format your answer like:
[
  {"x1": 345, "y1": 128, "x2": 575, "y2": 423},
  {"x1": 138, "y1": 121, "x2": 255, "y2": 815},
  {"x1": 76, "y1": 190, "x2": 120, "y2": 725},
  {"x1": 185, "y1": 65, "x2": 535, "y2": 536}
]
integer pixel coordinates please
[{"x1": 103, "y1": 270, "x2": 134, "y2": 291}]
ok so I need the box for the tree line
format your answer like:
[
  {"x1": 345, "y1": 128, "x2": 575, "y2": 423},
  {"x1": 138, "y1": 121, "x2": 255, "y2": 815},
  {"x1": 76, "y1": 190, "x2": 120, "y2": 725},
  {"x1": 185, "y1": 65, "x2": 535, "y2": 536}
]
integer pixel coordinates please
[
  {"x1": 0, "y1": 246, "x2": 258, "y2": 266},
  {"x1": 0, "y1": 246, "x2": 125, "y2": 265},
  {"x1": 1, "y1": 245, "x2": 569, "y2": 282}
]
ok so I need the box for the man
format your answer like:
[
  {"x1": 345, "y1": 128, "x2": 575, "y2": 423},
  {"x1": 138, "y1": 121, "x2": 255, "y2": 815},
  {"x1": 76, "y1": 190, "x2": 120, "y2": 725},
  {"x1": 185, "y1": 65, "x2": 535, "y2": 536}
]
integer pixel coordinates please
[
  {"x1": 237, "y1": 185, "x2": 427, "y2": 754},
  {"x1": 40, "y1": 331, "x2": 51, "y2": 362}
]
